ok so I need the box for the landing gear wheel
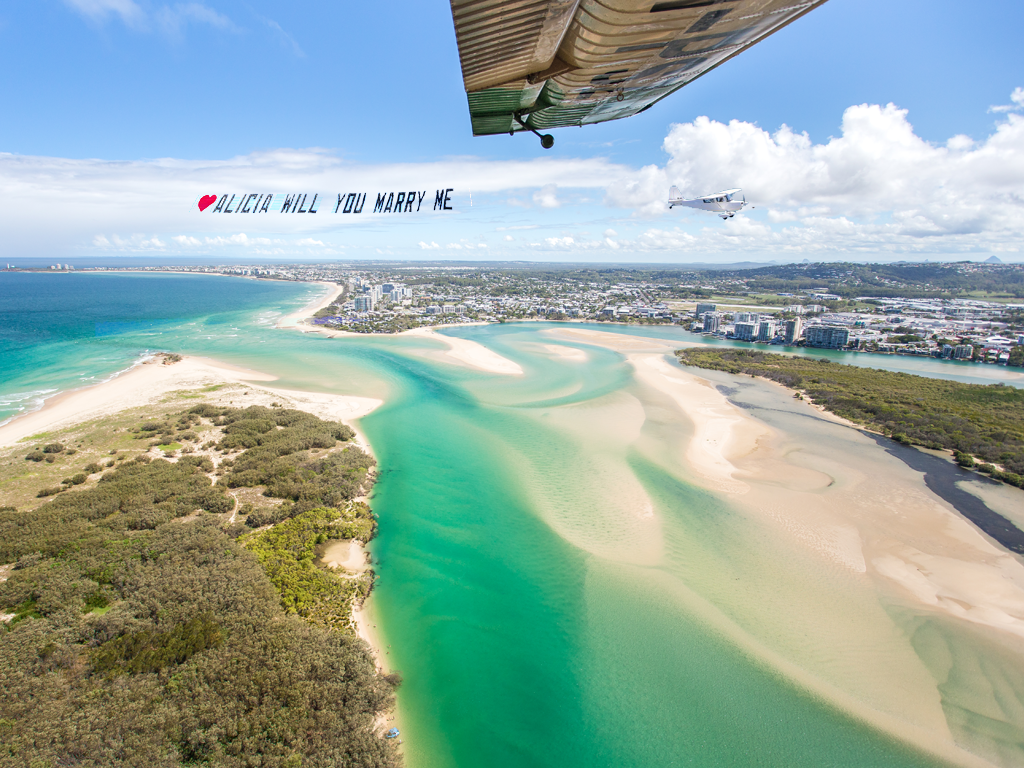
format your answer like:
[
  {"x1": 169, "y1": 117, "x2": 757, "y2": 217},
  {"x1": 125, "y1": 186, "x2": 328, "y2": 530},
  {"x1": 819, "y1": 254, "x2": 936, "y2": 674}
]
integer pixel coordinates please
[{"x1": 512, "y1": 112, "x2": 555, "y2": 150}]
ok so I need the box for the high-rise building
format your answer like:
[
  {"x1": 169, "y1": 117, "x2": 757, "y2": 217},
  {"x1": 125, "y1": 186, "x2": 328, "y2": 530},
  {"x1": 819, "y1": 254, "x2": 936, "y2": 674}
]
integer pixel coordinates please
[
  {"x1": 353, "y1": 295, "x2": 374, "y2": 312},
  {"x1": 734, "y1": 322, "x2": 756, "y2": 342},
  {"x1": 695, "y1": 302, "x2": 717, "y2": 318},
  {"x1": 734, "y1": 312, "x2": 759, "y2": 324},
  {"x1": 953, "y1": 345, "x2": 973, "y2": 360},
  {"x1": 756, "y1": 320, "x2": 777, "y2": 342},
  {"x1": 784, "y1": 318, "x2": 803, "y2": 344},
  {"x1": 702, "y1": 312, "x2": 720, "y2": 333},
  {"x1": 804, "y1": 326, "x2": 850, "y2": 349}
]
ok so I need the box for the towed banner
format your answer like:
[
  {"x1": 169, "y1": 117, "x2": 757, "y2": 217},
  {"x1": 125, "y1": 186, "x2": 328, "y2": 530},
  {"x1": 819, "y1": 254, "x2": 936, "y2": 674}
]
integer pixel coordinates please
[{"x1": 194, "y1": 189, "x2": 456, "y2": 214}]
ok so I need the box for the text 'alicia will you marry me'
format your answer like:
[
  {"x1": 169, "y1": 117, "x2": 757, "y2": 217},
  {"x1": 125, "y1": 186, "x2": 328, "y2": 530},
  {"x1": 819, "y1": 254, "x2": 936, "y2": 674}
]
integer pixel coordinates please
[{"x1": 194, "y1": 190, "x2": 456, "y2": 214}]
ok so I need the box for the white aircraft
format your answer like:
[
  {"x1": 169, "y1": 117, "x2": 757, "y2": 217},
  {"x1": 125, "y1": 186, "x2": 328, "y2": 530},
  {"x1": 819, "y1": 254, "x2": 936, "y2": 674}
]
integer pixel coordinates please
[{"x1": 668, "y1": 187, "x2": 748, "y2": 220}]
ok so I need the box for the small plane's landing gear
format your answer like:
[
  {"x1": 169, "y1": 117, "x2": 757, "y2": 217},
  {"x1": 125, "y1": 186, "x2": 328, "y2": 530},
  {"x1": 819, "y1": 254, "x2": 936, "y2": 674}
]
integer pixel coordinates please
[
  {"x1": 719, "y1": 212, "x2": 735, "y2": 220},
  {"x1": 512, "y1": 112, "x2": 555, "y2": 149}
]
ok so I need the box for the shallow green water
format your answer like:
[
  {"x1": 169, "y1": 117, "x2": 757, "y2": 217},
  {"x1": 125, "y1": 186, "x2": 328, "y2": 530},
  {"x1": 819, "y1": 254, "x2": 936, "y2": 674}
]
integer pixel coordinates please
[
  {"x1": 360, "y1": 326, "x2": 961, "y2": 768},
  {"x1": 3, "y1": 274, "x2": 1017, "y2": 768}
]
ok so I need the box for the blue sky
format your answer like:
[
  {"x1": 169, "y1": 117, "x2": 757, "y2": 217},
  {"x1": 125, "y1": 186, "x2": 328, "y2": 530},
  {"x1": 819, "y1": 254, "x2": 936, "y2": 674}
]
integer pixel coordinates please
[{"x1": 1, "y1": 0, "x2": 1023, "y2": 263}]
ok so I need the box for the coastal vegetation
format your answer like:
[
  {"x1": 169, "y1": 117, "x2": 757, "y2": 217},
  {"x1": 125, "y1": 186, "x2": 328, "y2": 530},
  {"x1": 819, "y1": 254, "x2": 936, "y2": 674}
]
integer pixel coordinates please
[
  {"x1": 0, "y1": 397, "x2": 396, "y2": 767},
  {"x1": 675, "y1": 348, "x2": 1024, "y2": 489},
  {"x1": 243, "y1": 503, "x2": 376, "y2": 631}
]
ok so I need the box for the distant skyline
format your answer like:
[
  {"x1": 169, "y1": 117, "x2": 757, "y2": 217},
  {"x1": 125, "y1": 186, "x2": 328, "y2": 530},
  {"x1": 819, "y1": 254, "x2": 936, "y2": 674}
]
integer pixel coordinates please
[{"x1": 1, "y1": 0, "x2": 1023, "y2": 263}]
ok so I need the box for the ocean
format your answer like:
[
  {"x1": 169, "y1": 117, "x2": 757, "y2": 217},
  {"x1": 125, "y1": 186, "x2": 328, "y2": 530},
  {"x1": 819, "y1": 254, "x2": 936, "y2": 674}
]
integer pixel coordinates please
[{"x1": 2, "y1": 271, "x2": 1021, "y2": 768}]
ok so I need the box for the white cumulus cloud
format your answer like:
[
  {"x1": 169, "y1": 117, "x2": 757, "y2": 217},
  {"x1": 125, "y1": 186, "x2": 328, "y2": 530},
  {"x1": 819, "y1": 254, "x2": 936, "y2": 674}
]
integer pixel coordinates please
[
  {"x1": 990, "y1": 87, "x2": 1024, "y2": 114},
  {"x1": 533, "y1": 184, "x2": 560, "y2": 209},
  {"x1": 605, "y1": 91, "x2": 1024, "y2": 253}
]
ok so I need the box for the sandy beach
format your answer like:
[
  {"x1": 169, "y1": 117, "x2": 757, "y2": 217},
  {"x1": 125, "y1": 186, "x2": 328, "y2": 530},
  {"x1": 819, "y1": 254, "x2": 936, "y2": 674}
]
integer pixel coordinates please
[
  {"x1": 0, "y1": 355, "x2": 267, "y2": 448},
  {"x1": 275, "y1": 281, "x2": 344, "y2": 330},
  {"x1": 0, "y1": 354, "x2": 381, "y2": 450}
]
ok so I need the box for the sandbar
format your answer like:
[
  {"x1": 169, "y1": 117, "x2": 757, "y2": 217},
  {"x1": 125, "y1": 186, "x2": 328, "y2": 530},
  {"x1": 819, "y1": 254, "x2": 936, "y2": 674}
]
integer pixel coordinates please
[
  {"x1": 631, "y1": 353, "x2": 768, "y2": 494},
  {"x1": 403, "y1": 327, "x2": 523, "y2": 375},
  {"x1": 637, "y1": 351, "x2": 1024, "y2": 638},
  {"x1": 552, "y1": 332, "x2": 1024, "y2": 766},
  {"x1": 540, "y1": 343, "x2": 588, "y2": 362},
  {"x1": 275, "y1": 286, "x2": 522, "y2": 377}
]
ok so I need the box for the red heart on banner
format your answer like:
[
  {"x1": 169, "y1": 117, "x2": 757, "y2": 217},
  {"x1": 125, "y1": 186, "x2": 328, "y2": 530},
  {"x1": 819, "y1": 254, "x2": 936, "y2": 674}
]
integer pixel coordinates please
[{"x1": 198, "y1": 195, "x2": 217, "y2": 212}]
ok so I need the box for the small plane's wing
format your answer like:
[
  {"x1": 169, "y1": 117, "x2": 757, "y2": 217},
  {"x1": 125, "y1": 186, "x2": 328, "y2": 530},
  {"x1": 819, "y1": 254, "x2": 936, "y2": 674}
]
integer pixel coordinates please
[{"x1": 450, "y1": 0, "x2": 829, "y2": 140}]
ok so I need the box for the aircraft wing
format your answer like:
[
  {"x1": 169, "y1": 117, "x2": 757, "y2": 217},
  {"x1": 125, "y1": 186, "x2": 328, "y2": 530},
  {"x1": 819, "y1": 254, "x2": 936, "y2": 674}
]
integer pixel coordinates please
[
  {"x1": 698, "y1": 188, "x2": 741, "y2": 199},
  {"x1": 450, "y1": 0, "x2": 829, "y2": 138}
]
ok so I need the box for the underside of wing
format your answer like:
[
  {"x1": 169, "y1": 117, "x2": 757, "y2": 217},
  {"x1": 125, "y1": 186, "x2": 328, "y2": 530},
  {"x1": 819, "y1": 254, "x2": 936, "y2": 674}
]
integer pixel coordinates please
[{"x1": 450, "y1": 0, "x2": 828, "y2": 138}]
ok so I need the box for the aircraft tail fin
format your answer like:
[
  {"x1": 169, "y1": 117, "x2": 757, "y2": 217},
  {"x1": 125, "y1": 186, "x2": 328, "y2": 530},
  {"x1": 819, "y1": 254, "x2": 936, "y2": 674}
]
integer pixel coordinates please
[{"x1": 669, "y1": 185, "x2": 682, "y2": 200}]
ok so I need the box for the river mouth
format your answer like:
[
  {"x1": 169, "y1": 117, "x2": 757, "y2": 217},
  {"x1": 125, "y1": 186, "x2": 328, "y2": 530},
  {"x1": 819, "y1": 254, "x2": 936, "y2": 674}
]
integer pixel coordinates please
[{"x1": 5, "y1": 276, "x2": 1023, "y2": 768}]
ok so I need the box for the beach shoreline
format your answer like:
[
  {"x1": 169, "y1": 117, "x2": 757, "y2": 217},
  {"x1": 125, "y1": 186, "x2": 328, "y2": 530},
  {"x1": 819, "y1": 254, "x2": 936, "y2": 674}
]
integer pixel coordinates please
[
  {"x1": 275, "y1": 281, "x2": 344, "y2": 330},
  {"x1": 280, "y1": 292, "x2": 523, "y2": 376}
]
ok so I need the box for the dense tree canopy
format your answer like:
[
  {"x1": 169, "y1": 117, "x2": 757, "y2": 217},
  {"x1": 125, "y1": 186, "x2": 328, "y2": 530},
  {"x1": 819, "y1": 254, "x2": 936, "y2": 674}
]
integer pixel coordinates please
[{"x1": 0, "y1": 404, "x2": 397, "y2": 768}]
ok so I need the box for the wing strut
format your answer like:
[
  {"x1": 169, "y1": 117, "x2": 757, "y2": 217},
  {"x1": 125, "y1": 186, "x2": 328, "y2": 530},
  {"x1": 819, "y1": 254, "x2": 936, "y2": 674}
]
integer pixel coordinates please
[{"x1": 512, "y1": 113, "x2": 555, "y2": 150}]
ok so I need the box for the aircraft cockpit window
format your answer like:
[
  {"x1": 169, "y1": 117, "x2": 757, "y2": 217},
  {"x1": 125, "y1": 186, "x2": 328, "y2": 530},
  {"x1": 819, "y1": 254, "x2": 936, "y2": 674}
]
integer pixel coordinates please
[{"x1": 703, "y1": 199, "x2": 711, "y2": 204}]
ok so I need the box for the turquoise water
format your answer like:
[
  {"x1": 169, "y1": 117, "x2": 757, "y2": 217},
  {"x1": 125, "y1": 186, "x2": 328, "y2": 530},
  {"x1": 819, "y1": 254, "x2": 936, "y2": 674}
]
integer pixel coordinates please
[
  {"x1": 2, "y1": 273, "x2": 1018, "y2": 768},
  {"x1": 0, "y1": 272, "x2": 313, "y2": 423}
]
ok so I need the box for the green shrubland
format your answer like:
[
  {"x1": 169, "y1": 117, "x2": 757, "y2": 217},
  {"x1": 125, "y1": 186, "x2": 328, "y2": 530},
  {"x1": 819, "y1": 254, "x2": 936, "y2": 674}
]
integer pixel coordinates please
[
  {"x1": 243, "y1": 504, "x2": 376, "y2": 631},
  {"x1": 0, "y1": 401, "x2": 396, "y2": 767}
]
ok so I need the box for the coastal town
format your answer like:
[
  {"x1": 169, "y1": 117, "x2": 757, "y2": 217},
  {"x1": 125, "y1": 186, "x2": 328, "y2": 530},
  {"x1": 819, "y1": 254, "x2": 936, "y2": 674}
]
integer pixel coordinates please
[{"x1": 41, "y1": 260, "x2": 1024, "y2": 367}]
